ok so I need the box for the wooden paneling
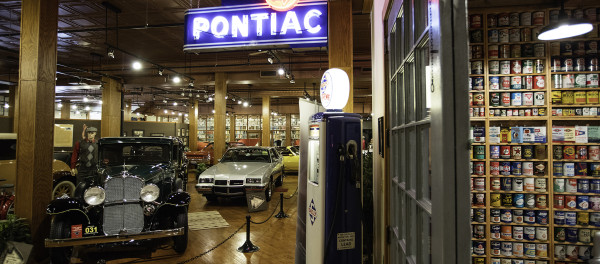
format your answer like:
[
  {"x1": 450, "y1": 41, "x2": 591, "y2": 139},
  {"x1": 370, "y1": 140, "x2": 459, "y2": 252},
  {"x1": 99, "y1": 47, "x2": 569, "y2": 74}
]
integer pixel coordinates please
[
  {"x1": 214, "y1": 72, "x2": 227, "y2": 162},
  {"x1": 9, "y1": 85, "x2": 16, "y2": 132},
  {"x1": 329, "y1": 0, "x2": 354, "y2": 113},
  {"x1": 189, "y1": 100, "x2": 198, "y2": 151},
  {"x1": 15, "y1": 0, "x2": 58, "y2": 261},
  {"x1": 101, "y1": 77, "x2": 122, "y2": 137},
  {"x1": 262, "y1": 96, "x2": 270, "y2": 147}
]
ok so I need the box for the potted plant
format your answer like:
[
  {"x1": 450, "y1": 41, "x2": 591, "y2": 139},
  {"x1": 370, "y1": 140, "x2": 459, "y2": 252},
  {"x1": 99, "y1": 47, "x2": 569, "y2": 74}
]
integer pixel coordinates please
[{"x1": 0, "y1": 214, "x2": 32, "y2": 263}]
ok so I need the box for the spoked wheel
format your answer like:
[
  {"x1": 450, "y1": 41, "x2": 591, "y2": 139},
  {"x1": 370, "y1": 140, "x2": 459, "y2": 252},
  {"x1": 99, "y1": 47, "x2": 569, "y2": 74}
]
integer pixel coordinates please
[
  {"x1": 52, "y1": 180, "x2": 76, "y2": 199},
  {"x1": 173, "y1": 207, "x2": 189, "y2": 254},
  {"x1": 49, "y1": 216, "x2": 73, "y2": 264}
]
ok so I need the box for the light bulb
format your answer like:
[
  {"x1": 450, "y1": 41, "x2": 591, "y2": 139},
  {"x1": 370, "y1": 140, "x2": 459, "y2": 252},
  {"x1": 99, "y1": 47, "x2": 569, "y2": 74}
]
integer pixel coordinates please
[
  {"x1": 212, "y1": 109, "x2": 215, "y2": 113},
  {"x1": 238, "y1": 100, "x2": 242, "y2": 104},
  {"x1": 173, "y1": 102, "x2": 178, "y2": 106},
  {"x1": 71, "y1": 105, "x2": 77, "y2": 110},
  {"x1": 243, "y1": 101, "x2": 249, "y2": 107},
  {"x1": 136, "y1": 113, "x2": 140, "y2": 116},
  {"x1": 178, "y1": 112, "x2": 182, "y2": 116},
  {"x1": 3, "y1": 103, "x2": 9, "y2": 109},
  {"x1": 99, "y1": 100, "x2": 103, "y2": 105},
  {"x1": 85, "y1": 106, "x2": 90, "y2": 111},
  {"x1": 164, "y1": 110, "x2": 168, "y2": 114},
  {"x1": 57, "y1": 103, "x2": 63, "y2": 108},
  {"x1": 83, "y1": 97, "x2": 89, "y2": 102},
  {"x1": 76, "y1": 110, "x2": 80, "y2": 114},
  {"x1": 132, "y1": 61, "x2": 142, "y2": 70},
  {"x1": 277, "y1": 68, "x2": 285, "y2": 75},
  {"x1": 173, "y1": 76, "x2": 181, "y2": 83}
]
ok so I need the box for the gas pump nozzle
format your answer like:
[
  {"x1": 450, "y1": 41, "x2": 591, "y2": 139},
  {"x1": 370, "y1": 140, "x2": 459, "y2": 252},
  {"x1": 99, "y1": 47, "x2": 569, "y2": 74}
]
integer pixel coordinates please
[{"x1": 345, "y1": 140, "x2": 360, "y2": 188}]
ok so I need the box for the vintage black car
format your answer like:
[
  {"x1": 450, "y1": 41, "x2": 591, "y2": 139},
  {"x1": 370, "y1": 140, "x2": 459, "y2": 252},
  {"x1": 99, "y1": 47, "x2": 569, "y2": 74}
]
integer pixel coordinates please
[{"x1": 45, "y1": 137, "x2": 191, "y2": 263}]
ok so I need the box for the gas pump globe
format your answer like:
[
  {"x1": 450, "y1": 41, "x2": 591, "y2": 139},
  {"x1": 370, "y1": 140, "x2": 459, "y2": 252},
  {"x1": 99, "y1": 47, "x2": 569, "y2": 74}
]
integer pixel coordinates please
[{"x1": 306, "y1": 68, "x2": 362, "y2": 264}]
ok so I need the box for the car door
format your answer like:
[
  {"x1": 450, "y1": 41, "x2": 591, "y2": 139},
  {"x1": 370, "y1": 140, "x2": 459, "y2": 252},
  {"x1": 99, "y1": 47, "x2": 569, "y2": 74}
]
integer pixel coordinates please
[{"x1": 269, "y1": 148, "x2": 283, "y2": 177}]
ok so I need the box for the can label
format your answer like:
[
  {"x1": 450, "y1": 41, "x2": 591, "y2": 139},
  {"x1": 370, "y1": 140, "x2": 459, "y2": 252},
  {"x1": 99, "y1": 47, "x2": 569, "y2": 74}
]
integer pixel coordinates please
[
  {"x1": 534, "y1": 178, "x2": 546, "y2": 191},
  {"x1": 501, "y1": 76, "x2": 511, "y2": 89},
  {"x1": 534, "y1": 92, "x2": 545, "y2": 106},
  {"x1": 590, "y1": 146, "x2": 600, "y2": 160},
  {"x1": 511, "y1": 60, "x2": 522, "y2": 74},
  {"x1": 575, "y1": 74, "x2": 588, "y2": 88},
  {"x1": 500, "y1": 60, "x2": 511, "y2": 74},
  {"x1": 490, "y1": 76, "x2": 500, "y2": 90},
  {"x1": 524, "y1": 75, "x2": 533, "y2": 90},
  {"x1": 532, "y1": 11, "x2": 544, "y2": 25},
  {"x1": 555, "y1": 194, "x2": 564, "y2": 209},
  {"x1": 511, "y1": 92, "x2": 522, "y2": 106},
  {"x1": 488, "y1": 44, "x2": 499, "y2": 58},
  {"x1": 522, "y1": 92, "x2": 534, "y2": 106},
  {"x1": 489, "y1": 60, "x2": 500, "y2": 74},
  {"x1": 511, "y1": 76, "x2": 522, "y2": 89},
  {"x1": 534, "y1": 43, "x2": 545, "y2": 57},
  {"x1": 588, "y1": 74, "x2": 599, "y2": 87},
  {"x1": 522, "y1": 60, "x2": 533, "y2": 73},
  {"x1": 587, "y1": 90, "x2": 599, "y2": 104},
  {"x1": 499, "y1": 29, "x2": 509, "y2": 43},
  {"x1": 488, "y1": 29, "x2": 499, "y2": 42}
]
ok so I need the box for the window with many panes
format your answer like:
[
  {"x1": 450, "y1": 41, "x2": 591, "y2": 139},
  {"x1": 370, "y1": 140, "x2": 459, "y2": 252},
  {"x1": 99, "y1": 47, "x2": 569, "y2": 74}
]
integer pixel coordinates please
[{"x1": 387, "y1": 0, "x2": 431, "y2": 263}]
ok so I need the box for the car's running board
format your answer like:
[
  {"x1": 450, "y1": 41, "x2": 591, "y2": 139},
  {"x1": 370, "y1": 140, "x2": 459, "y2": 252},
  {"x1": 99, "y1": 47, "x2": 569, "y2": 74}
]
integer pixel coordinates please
[{"x1": 45, "y1": 228, "x2": 184, "y2": 248}]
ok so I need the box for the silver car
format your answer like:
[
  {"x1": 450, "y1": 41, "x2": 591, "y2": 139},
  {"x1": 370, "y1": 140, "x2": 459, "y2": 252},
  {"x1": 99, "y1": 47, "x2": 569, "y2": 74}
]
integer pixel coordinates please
[{"x1": 195, "y1": 147, "x2": 284, "y2": 202}]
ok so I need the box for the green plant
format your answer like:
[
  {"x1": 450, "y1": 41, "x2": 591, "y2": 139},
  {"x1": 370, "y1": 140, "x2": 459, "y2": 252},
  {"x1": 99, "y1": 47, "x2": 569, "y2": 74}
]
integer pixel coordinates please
[{"x1": 0, "y1": 215, "x2": 31, "y2": 253}]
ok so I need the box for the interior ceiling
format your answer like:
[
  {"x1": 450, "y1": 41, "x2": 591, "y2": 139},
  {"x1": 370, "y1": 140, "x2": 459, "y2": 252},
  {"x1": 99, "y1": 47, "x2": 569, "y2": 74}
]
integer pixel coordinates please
[{"x1": 0, "y1": 0, "x2": 373, "y2": 114}]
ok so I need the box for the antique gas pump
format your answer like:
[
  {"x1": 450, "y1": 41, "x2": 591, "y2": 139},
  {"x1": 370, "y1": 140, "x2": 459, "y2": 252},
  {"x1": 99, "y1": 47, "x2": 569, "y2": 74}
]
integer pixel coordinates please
[{"x1": 306, "y1": 68, "x2": 362, "y2": 264}]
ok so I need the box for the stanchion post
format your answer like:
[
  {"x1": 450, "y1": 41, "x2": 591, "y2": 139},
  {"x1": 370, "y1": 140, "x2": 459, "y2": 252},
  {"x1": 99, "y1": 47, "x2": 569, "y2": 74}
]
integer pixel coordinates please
[
  {"x1": 275, "y1": 193, "x2": 289, "y2": 218},
  {"x1": 237, "y1": 215, "x2": 259, "y2": 253}
]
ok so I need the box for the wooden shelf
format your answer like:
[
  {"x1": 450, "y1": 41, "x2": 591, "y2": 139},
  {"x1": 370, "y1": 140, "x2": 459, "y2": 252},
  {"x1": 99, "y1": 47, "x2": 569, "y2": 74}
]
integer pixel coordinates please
[
  {"x1": 490, "y1": 159, "x2": 547, "y2": 162},
  {"x1": 553, "y1": 159, "x2": 600, "y2": 162},
  {"x1": 490, "y1": 238, "x2": 549, "y2": 243},
  {"x1": 489, "y1": 116, "x2": 548, "y2": 120},
  {"x1": 489, "y1": 105, "x2": 547, "y2": 108},
  {"x1": 489, "y1": 89, "x2": 547, "y2": 92},
  {"x1": 492, "y1": 222, "x2": 548, "y2": 227},
  {"x1": 552, "y1": 143, "x2": 600, "y2": 145},
  {"x1": 489, "y1": 143, "x2": 547, "y2": 145},
  {"x1": 550, "y1": 71, "x2": 600, "y2": 75},
  {"x1": 554, "y1": 224, "x2": 600, "y2": 228},
  {"x1": 489, "y1": 73, "x2": 550, "y2": 76},
  {"x1": 551, "y1": 88, "x2": 600, "y2": 91},
  {"x1": 551, "y1": 116, "x2": 600, "y2": 120},
  {"x1": 553, "y1": 104, "x2": 600, "y2": 107},
  {"x1": 487, "y1": 56, "x2": 546, "y2": 61}
]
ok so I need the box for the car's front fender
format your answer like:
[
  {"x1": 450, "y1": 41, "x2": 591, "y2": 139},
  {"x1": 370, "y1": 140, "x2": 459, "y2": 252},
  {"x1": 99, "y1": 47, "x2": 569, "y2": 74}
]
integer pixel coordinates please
[
  {"x1": 165, "y1": 191, "x2": 191, "y2": 207},
  {"x1": 46, "y1": 197, "x2": 90, "y2": 224}
]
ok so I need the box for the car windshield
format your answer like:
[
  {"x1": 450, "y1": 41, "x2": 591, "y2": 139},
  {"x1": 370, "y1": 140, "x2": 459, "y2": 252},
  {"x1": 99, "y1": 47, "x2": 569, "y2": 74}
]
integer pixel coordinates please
[
  {"x1": 221, "y1": 148, "x2": 271, "y2": 163},
  {"x1": 101, "y1": 143, "x2": 171, "y2": 166},
  {"x1": 277, "y1": 147, "x2": 295, "y2": 156}
]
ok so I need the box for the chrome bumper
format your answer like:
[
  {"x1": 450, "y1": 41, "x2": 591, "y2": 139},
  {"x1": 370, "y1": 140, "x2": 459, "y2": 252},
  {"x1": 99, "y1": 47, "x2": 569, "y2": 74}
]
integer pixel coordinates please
[{"x1": 45, "y1": 228, "x2": 184, "y2": 248}]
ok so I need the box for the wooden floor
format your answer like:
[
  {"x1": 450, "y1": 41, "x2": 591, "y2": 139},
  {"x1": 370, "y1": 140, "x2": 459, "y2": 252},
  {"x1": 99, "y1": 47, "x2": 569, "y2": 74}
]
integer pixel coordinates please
[{"x1": 76, "y1": 174, "x2": 300, "y2": 264}]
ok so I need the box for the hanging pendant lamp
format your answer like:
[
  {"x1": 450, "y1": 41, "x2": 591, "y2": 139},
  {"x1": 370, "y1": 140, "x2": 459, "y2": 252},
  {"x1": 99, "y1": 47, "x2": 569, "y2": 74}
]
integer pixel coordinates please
[{"x1": 538, "y1": 1, "x2": 593, "y2": 40}]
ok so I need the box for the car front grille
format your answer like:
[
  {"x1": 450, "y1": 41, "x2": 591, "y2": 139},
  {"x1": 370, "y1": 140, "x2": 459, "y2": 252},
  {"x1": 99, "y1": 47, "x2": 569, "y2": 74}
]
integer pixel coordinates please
[
  {"x1": 214, "y1": 186, "x2": 245, "y2": 195},
  {"x1": 103, "y1": 176, "x2": 144, "y2": 235},
  {"x1": 230, "y1": 180, "x2": 243, "y2": 185},
  {"x1": 215, "y1": 180, "x2": 227, "y2": 185}
]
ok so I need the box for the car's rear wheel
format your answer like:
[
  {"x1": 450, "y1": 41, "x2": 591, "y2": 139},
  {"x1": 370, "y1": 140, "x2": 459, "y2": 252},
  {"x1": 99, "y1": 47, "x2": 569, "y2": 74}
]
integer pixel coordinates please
[
  {"x1": 173, "y1": 207, "x2": 188, "y2": 254},
  {"x1": 49, "y1": 216, "x2": 73, "y2": 264},
  {"x1": 265, "y1": 178, "x2": 273, "y2": 202}
]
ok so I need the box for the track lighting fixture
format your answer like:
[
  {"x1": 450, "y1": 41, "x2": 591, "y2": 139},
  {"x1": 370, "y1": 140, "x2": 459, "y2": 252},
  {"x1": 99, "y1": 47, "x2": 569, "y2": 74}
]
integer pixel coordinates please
[
  {"x1": 181, "y1": 92, "x2": 185, "y2": 96},
  {"x1": 57, "y1": 103, "x2": 63, "y2": 108},
  {"x1": 208, "y1": 97, "x2": 213, "y2": 102},
  {"x1": 277, "y1": 68, "x2": 285, "y2": 75},
  {"x1": 172, "y1": 76, "x2": 181, "y2": 83},
  {"x1": 76, "y1": 110, "x2": 80, "y2": 115},
  {"x1": 71, "y1": 105, "x2": 77, "y2": 110},
  {"x1": 267, "y1": 57, "x2": 274, "y2": 64},
  {"x1": 285, "y1": 72, "x2": 290, "y2": 79},
  {"x1": 164, "y1": 110, "x2": 168, "y2": 114},
  {"x1": 107, "y1": 48, "x2": 115, "y2": 59},
  {"x1": 243, "y1": 101, "x2": 249, "y2": 107},
  {"x1": 85, "y1": 106, "x2": 90, "y2": 111},
  {"x1": 99, "y1": 100, "x2": 103, "y2": 105},
  {"x1": 3, "y1": 103, "x2": 9, "y2": 109},
  {"x1": 212, "y1": 109, "x2": 215, "y2": 113},
  {"x1": 290, "y1": 76, "x2": 295, "y2": 84},
  {"x1": 189, "y1": 80, "x2": 194, "y2": 87},
  {"x1": 83, "y1": 97, "x2": 89, "y2": 103},
  {"x1": 238, "y1": 100, "x2": 242, "y2": 104},
  {"x1": 158, "y1": 68, "x2": 164, "y2": 76},
  {"x1": 163, "y1": 99, "x2": 168, "y2": 103},
  {"x1": 173, "y1": 102, "x2": 178, "y2": 106}
]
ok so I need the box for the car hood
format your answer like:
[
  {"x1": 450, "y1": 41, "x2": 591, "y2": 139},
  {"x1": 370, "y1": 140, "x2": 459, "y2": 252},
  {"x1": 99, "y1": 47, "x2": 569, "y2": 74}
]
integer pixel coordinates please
[
  {"x1": 102, "y1": 164, "x2": 169, "y2": 183},
  {"x1": 203, "y1": 162, "x2": 270, "y2": 180}
]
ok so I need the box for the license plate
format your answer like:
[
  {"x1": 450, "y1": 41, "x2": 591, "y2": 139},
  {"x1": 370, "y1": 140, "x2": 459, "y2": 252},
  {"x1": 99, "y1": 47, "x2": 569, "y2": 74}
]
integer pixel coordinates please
[{"x1": 84, "y1": 225, "x2": 98, "y2": 236}]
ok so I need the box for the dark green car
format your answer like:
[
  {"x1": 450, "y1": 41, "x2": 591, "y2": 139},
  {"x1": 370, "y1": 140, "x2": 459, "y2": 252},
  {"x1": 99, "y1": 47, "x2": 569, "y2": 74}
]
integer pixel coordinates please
[{"x1": 45, "y1": 137, "x2": 191, "y2": 263}]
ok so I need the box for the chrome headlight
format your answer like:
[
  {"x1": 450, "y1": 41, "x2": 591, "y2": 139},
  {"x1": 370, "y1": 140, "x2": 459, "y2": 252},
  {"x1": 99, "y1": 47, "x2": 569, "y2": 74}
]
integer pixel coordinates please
[
  {"x1": 84, "y1": 187, "x2": 105, "y2": 206},
  {"x1": 140, "y1": 184, "x2": 160, "y2": 202},
  {"x1": 246, "y1": 178, "x2": 261, "y2": 184}
]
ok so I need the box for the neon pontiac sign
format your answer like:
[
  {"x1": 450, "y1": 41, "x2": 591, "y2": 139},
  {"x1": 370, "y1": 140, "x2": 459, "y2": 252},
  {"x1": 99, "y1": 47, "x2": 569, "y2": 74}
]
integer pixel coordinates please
[{"x1": 183, "y1": 0, "x2": 327, "y2": 51}]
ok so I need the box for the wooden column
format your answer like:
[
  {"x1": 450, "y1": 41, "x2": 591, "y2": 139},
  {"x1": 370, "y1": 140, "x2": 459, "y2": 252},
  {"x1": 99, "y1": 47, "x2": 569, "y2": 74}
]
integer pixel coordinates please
[
  {"x1": 15, "y1": 0, "x2": 58, "y2": 260},
  {"x1": 285, "y1": 114, "x2": 291, "y2": 146},
  {"x1": 328, "y1": 0, "x2": 353, "y2": 113},
  {"x1": 189, "y1": 100, "x2": 198, "y2": 151},
  {"x1": 61, "y1": 100, "x2": 70, "y2": 119},
  {"x1": 214, "y1": 72, "x2": 227, "y2": 163},
  {"x1": 124, "y1": 99, "x2": 132, "y2": 121},
  {"x1": 262, "y1": 96, "x2": 270, "y2": 146},
  {"x1": 230, "y1": 115, "x2": 236, "y2": 142},
  {"x1": 9, "y1": 85, "x2": 17, "y2": 132},
  {"x1": 101, "y1": 77, "x2": 121, "y2": 137}
]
